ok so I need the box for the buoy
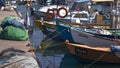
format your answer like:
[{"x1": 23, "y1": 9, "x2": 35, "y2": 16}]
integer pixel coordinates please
[
  {"x1": 57, "y1": 7, "x2": 68, "y2": 18},
  {"x1": 46, "y1": 9, "x2": 56, "y2": 19}
]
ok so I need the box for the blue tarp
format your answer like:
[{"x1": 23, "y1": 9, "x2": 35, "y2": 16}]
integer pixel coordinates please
[
  {"x1": 1, "y1": 20, "x2": 25, "y2": 30},
  {"x1": 0, "y1": 0, "x2": 6, "y2": 7}
]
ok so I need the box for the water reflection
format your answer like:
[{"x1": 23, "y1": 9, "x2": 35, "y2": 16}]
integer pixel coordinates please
[
  {"x1": 36, "y1": 50, "x2": 120, "y2": 68},
  {"x1": 36, "y1": 52, "x2": 64, "y2": 68},
  {"x1": 30, "y1": 24, "x2": 45, "y2": 48}
]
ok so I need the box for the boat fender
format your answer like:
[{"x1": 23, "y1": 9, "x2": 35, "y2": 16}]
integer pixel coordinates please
[
  {"x1": 57, "y1": 7, "x2": 68, "y2": 18},
  {"x1": 46, "y1": 9, "x2": 56, "y2": 19}
]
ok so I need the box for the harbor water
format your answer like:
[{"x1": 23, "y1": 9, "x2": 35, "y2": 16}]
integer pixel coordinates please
[{"x1": 30, "y1": 25, "x2": 120, "y2": 68}]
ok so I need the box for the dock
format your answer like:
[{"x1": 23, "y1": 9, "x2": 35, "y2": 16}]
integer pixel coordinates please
[
  {"x1": 0, "y1": 39, "x2": 29, "y2": 52},
  {"x1": 0, "y1": 5, "x2": 41, "y2": 67},
  {"x1": 0, "y1": 10, "x2": 30, "y2": 53},
  {"x1": 0, "y1": 10, "x2": 29, "y2": 52}
]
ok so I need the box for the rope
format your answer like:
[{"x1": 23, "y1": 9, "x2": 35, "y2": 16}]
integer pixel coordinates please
[
  {"x1": 41, "y1": 28, "x2": 67, "y2": 44},
  {"x1": 43, "y1": 29, "x2": 56, "y2": 39},
  {"x1": 83, "y1": 53, "x2": 106, "y2": 68},
  {"x1": 41, "y1": 42, "x2": 65, "y2": 48},
  {"x1": 50, "y1": 42, "x2": 65, "y2": 46}
]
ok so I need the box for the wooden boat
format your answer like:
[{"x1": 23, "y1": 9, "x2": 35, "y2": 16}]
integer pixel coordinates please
[
  {"x1": 56, "y1": 0, "x2": 120, "y2": 46},
  {"x1": 55, "y1": 0, "x2": 112, "y2": 41},
  {"x1": 56, "y1": 17, "x2": 116, "y2": 45},
  {"x1": 65, "y1": 40, "x2": 120, "y2": 64},
  {"x1": 65, "y1": 0, "x2": 120, "y2": 64}
]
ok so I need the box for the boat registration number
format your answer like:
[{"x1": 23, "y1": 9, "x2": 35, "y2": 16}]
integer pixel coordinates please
[{"x1": 75, "y1": 47, "x2": 87, "y2": 54}]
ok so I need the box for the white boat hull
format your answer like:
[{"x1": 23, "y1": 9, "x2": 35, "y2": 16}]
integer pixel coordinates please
[{"x1": 70, "y1": 28, "x2": 119, "y2": 47}]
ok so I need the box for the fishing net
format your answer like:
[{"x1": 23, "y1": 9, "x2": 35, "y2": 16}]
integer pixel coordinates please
[{"x1": 0, "y1": 26, "x2": 28, "y2": 41}]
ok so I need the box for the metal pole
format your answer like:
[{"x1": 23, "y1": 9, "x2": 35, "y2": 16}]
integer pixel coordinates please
[{"x1": 114, "y1": 0, "x2": 118, "y2": 42}]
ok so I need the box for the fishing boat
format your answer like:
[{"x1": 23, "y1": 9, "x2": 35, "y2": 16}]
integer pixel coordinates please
[
  {"x1": 34, "y1": 5, "x2": 69, "y2": 21},
  {"x1": 56, "y1": 18, "x2": 120, "y2": 46},
  {"x1": 65, "y1": 40, "x2": 120, "y2": 64},
  {"x1": 65, "y1": 0, "x2": 120, "y2": 64},
  {"x1": 33, "y1": 2, "x2": 69, "y2": 32},
  {"x1": 34, "y1": 0, "x2": 90, "y2": 31},
  {"x1": 56, "y1": 15, "x2": 112, "y2": 45},
  {"x1": 55, "y1": 0, "x2": 94, "y2": 42},
  {"x1": 56, "y1": 0, "x2": 120, "y2": 46},
  {"x1": 70, "y1": 27, "x2": 120, "y2": 46},
  {"x1": 70, "y1": 0, "x2": 120, "y2": 46}
]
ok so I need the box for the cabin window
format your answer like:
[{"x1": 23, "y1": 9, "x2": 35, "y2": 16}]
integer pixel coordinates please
[{"x1": 74, "y1": 13, "x2": 88, "y2": 18}]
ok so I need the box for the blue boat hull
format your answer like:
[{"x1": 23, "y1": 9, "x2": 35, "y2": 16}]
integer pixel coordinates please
[{"x1": 56, "y1": 19, "x2": 74, "y2": 43}]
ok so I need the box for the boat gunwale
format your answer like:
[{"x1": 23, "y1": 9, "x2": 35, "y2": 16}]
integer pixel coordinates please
[{"x1": 65, "y1": 40, "x2": 111, "y2": 52}]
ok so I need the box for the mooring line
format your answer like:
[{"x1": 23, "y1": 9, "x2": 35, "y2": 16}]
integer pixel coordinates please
[
  {"x1": 83, "y1": 53, "x2": 106, "y2": 68},
  {"x1": 41, "y1": 28, "x2": 67, "y2": 44}
]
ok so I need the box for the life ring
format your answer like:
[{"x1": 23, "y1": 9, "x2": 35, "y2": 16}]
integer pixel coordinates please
[
  {"x1": 46, "y1": 9, "x2": 56, "y2": 19},
  {"x1": 57, "y1": 7, "x2": 68, "y2": 18}
]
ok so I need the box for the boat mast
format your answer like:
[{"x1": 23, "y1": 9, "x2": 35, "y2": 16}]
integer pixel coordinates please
[
  {"x1": 115, "y1": 0, "x2": 118, "y2": 28},
  {"x1": 114, "y1": 0, "x2": 119, "y2": 42}
]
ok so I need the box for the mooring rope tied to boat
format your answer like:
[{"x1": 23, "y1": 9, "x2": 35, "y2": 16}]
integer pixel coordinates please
[
  {"x1": 41, "y1": 42, "x2": 65, "y2": 48},
  {"x1": 43, "y1": 30, "x2": 56, "y2": 39},
  {"x1": 50, "y1": 42, "x2": 65, "y2": 46},
  {"x1": 41, "y1": 28, "x2": 67, "y2": 44},
  {"x1": 83, "y1": 53, "x2": 106, "y2": 68}
]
